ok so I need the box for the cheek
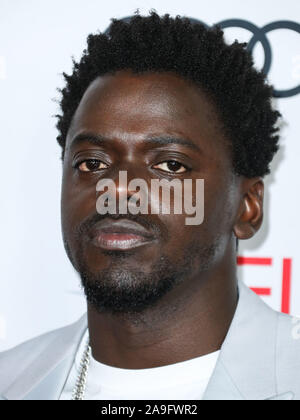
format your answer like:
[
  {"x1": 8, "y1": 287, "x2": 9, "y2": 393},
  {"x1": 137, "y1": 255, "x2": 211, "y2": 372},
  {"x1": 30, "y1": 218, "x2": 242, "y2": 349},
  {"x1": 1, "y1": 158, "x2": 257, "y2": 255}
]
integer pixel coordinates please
[
  {"x1": 160, "y1": 177, "x2": 238, "y2": 255},
  {"x1": 61, "y1": 170, "x2": 97, "y2": 241},
  {"x1": 158, "y1": 213, "x2": 200, "y2": 260},
  {"x1": 203, "y1": 176, "x2": 240, "y2": 238}
]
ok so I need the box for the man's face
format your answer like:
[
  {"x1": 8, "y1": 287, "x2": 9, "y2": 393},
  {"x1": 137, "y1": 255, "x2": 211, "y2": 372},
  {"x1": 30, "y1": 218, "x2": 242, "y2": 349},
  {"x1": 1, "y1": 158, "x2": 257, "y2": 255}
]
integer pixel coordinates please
[{"x1": 61, "y1": 70, "x2": 241, "y2": 314}]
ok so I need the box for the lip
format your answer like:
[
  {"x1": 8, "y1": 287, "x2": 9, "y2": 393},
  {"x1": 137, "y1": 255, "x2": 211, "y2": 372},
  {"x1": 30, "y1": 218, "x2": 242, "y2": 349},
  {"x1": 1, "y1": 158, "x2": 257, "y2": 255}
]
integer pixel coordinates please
[{"x1": 89, "y1": 219, "x2": 157, "y2": 251}]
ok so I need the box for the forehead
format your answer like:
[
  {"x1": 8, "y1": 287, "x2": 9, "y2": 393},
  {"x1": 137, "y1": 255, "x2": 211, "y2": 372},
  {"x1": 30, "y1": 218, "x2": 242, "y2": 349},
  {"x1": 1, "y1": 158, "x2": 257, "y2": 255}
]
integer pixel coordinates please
[{"x1": 66, "y1": 70, "x2": 226, "y2": 152}]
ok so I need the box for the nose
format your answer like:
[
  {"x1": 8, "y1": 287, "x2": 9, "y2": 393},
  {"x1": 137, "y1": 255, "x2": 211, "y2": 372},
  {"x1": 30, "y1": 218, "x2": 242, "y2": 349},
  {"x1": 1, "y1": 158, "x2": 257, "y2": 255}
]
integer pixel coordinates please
[
  {"x1": 96, "y1": 163, "x2": 150, "y2": 215},
  {"x1": 113, "y1": 161, "x2": 148, "y2": 195}
]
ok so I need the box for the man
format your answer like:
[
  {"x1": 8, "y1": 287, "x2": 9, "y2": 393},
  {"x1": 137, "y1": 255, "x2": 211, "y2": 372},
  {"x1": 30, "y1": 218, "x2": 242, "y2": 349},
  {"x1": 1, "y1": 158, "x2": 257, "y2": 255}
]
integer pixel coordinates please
[{"x1": 1, "y1": 11, "x2": 299, "y2": 401}]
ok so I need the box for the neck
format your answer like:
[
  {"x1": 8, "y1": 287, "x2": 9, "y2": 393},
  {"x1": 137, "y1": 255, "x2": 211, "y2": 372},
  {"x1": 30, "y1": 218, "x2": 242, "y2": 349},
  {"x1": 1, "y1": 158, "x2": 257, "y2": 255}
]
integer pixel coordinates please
[{"x1": 87, "y1": 249, "x2": 238, "y2": 369}]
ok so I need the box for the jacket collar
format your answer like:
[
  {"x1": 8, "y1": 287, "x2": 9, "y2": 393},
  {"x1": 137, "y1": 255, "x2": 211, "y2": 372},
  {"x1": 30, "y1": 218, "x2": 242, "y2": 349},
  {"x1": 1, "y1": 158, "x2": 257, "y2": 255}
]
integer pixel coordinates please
[{"x1": 1, "y1": 281, "x2": 294, "y2": 400}]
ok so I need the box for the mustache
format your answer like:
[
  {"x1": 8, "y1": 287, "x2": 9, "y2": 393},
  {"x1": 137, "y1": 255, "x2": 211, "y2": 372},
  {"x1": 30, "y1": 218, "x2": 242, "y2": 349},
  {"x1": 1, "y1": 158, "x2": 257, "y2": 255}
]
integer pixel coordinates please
[{"x1": 75, "y1": 211, "x2": 168, "y2": 242}]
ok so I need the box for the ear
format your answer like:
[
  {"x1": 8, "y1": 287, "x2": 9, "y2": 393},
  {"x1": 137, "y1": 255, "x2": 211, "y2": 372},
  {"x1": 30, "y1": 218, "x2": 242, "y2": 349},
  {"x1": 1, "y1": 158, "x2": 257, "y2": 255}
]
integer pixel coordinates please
[{"x1": 233, "y1": 178, "x2": 264, "y2": 240}]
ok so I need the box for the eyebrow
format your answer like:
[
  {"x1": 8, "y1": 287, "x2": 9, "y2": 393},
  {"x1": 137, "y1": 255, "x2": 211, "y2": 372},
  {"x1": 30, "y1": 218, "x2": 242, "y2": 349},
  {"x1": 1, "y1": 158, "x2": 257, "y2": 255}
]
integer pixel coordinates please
[{"x1": 70, "y1": 132, "x2": 202, "y2": 153}]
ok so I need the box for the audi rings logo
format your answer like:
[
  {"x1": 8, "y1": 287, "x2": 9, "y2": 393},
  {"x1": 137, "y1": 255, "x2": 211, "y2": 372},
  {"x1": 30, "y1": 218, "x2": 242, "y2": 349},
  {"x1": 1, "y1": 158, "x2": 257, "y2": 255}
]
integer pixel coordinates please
[
  {"x1": 194, "y1": 19, "x2": 300, "y2": 98},
  {"x1": 107, "y1": 17, "x2": 300, "y2": 98}
]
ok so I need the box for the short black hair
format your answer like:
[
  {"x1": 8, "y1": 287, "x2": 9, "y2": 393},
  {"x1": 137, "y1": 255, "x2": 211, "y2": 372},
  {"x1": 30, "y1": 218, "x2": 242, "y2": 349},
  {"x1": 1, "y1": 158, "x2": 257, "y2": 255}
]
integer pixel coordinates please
[{"x1": 55, "y1": 10, "x2": 281, "y2": 178}]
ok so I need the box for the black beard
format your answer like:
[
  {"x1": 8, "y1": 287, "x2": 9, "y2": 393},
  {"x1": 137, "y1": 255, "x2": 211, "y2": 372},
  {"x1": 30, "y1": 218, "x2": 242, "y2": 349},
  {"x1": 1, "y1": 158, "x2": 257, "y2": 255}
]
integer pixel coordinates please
[
  {"x1": 75, "y1": 243, "x2": 217, "y2": 316},
  {"x1": 78, "y1": 253, "x2": 187, "y2": 315}
]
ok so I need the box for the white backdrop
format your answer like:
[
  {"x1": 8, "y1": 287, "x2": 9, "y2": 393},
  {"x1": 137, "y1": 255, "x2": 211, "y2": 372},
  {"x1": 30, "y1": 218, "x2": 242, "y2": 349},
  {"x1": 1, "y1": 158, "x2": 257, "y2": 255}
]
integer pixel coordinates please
[{"x1": 0, "y1": 0, "x2": 299, "y2": 351}]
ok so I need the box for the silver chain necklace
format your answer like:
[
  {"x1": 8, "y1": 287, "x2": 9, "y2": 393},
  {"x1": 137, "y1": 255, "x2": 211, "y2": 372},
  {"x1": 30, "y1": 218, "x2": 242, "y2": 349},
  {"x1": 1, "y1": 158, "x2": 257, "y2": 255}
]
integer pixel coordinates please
[{"x1": 71, "y1": 337, "x2": 91, "y2": 400}]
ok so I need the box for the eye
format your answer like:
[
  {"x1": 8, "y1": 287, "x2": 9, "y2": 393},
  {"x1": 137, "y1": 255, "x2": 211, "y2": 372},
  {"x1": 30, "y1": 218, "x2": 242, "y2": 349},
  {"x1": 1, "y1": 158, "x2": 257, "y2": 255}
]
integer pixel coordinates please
[
  {"x1": 153, "y1": 160, "x2": 188, "y2": 174},
  {"x1": 77, "y1": 159, "x2": 108, "y2": 172}
]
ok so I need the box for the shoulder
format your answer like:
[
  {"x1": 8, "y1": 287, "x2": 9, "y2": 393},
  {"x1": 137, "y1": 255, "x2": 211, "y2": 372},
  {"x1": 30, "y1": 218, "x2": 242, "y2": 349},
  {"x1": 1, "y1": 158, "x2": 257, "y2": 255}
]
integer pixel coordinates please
[
  {"x1": 273, "y1": 311, "x2": 300, "y2": 397},
  {"x1": 276, "y1": 311, "x2": 300, "y2": 364},
  {"x1": 276, "y1": 313, "x2": 300, "y2": 400},
  {"x1": 250, "y1": 287, "x2": 300, "y2": 370},
  {"x1": 0, "y1": 321, "x2": 73, "y2": 363},
  {"x1": 240, "y1": 282, "x2": 300, "y2": 355},
  {"x1": 0, "y1": 314, "x2": 87, "y2": 396},
  {"x1": 235, "y1": 282, "x2": 300, "y2": 398}
]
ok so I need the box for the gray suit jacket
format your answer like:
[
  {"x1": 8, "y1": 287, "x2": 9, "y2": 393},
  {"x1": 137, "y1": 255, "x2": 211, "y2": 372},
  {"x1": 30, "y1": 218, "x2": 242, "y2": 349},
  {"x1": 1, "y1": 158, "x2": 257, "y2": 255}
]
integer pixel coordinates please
[{"x1": 0, "y1": 280, "x2": 299, "y2": 400}]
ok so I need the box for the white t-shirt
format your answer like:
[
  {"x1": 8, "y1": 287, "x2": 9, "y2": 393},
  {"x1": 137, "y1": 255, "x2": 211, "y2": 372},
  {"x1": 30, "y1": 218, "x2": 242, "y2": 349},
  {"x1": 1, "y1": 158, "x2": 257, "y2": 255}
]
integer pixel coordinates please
[{"x1": 60, "y1": 328, "x2": 219, "y2": 400}]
